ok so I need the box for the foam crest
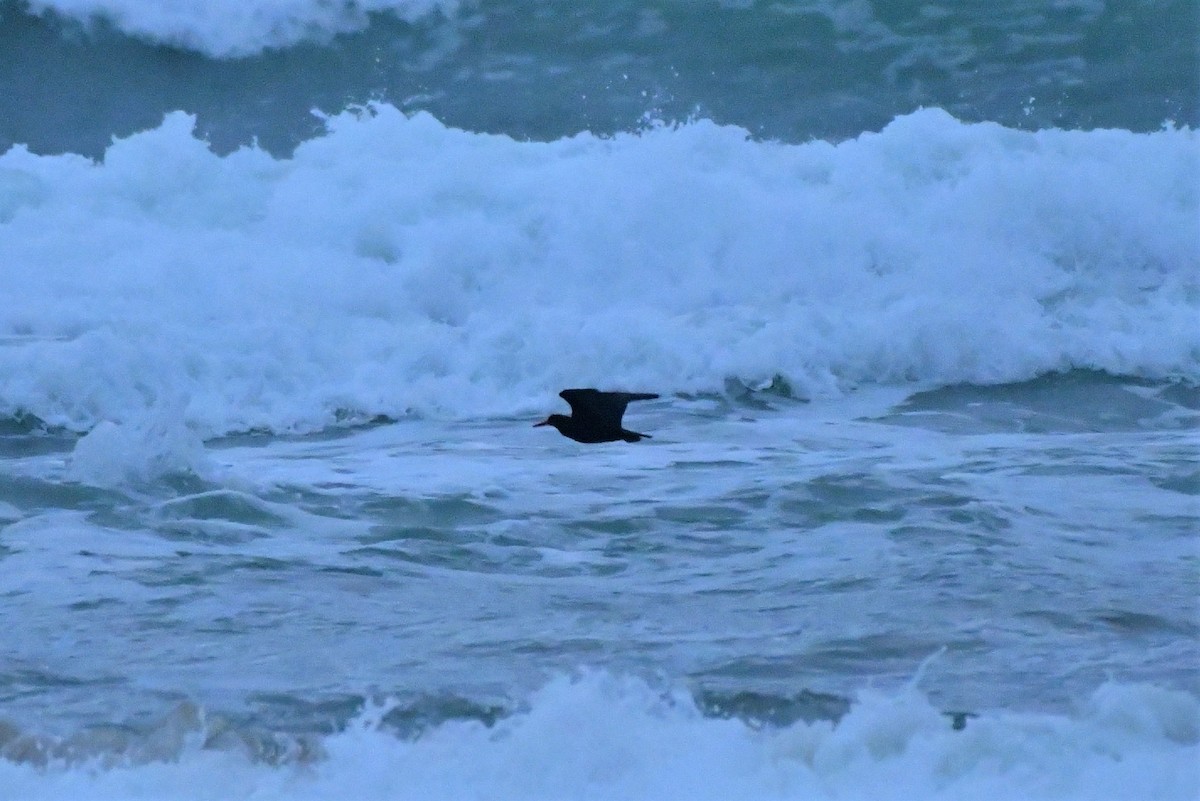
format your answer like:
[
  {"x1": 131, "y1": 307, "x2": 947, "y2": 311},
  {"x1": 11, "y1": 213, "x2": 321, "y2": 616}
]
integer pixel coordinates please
[
  {"x1": 1, "y1": 674, "x2": 1196, "y2": 800},
  {"x1": 1, "y1": 106, "x2": 1196, "y2": 435},
  {"x1": 66, "y1": 406, "x2": 216, "y2": 487},
  {"x1": 25, "y1": 0, "x2": 457, "y2": 57}
]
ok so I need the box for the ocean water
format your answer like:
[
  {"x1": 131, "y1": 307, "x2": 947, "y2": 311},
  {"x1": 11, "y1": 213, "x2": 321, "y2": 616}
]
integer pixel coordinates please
[{"x1": 1, "y1": 1, "x2": 1199, "y2": 799}]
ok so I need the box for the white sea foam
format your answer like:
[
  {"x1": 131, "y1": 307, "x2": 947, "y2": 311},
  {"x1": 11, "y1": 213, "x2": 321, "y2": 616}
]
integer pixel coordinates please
[
  {"x1": 25, "y1": 0, "x2": 459, "y2": 57},
  {"x1": 0, "y1": 106, "x2": 1196, "y2": 436},
  {"x1": 0, "y1": 673, "x2": 1196, "y2": 800},
  {"x1": 65, "y1": 407, "x2": 216, "y2": 486}
]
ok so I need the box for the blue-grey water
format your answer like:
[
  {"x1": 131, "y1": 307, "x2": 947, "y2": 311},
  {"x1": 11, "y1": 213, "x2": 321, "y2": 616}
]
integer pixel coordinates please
[
  {"x1": 1, "y1": 0, "x2": 1196, "y2": 156},
  {"x1": 1, "y1": 1, "x2": 1198, "y2": 798}
]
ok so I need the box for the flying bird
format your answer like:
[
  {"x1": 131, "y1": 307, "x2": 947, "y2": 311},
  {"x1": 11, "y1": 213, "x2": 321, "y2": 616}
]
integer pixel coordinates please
[{"x1": 534, "y1": 388, "x2": 659, "y2": 443}]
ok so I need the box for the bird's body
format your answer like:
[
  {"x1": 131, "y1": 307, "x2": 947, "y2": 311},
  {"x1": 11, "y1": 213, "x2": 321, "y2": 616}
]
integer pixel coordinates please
[{"x1": 535, "y1": 388, "x2": 659, "y2": 443}]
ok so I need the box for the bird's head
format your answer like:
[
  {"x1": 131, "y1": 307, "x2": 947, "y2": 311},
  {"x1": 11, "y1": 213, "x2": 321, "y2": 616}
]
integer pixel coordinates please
[{"x1": 533, "y1": 414, "x2": 569, "y2": 431}]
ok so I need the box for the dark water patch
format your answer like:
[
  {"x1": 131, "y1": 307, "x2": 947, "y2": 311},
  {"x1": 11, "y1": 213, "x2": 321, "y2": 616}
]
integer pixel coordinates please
[
  {"x1": 726, "y1": 489, "x2": 773, "y2": 510},
  {"x1": 331, "y1": 410, "x2": 404, "y2": 431},
  {"x1": 354, "y1": 535, "x2": 626, "y2": 577},
  {"x1": 4, "y1": 0, "x2": 1192, "y2": 159},
  {"x1": 0, "y1": 474, "x2": 126, "y2": 514},
  {"x1": 876, "y1": 410, "x2": 1002, "y2": 435},
  {"x1": 205, "y1": 414, "x2": 403, "y2": 450},
  {"x1": 852, "y1": 506, "x2": 906, "y2": 523},
  {"x1": 804, "y1": 632, "x2": 954, "y2": 676},
  {"x1": 349, "y1": 543, "x2": 429, "y2": 562},
  {"x1": 348, "y1": 541, "x2": 497, "y2": 573},
  {"x1": 808, "y1": 574, "x2": 877, "y2": 594},
  {"x1": 1133, "y1": 512, "x2": 1200, "y2": 538},
  {"x1": 66, "y1": 596, "x2": 122, "y2": 612},
  {"x1": 694, "y1": 652, "x2": 980, "y2": 726},
  {"x1": 153, "y1": 520, "x2": 272, "y2": 547},
  {"x1": 695, "y1": 688, "x2": 850, "y2": 728},
  {"x1": 805, "y1": 473, "x2": 903, "y2": 507},
  {"x1": 359, "y1": 514, "x2": 544, "y2": 563},
  {"x1": 146, "y1": 593, "x2": 205, "y2": 613},
  {"x1": 599, "y1": 532, "x2": 670, "y2": 558},
  {"x1": 83, "y1": 506, "x2": 157, "y2": 532},
  {"x1": 242, "y1": 691, "x2": 512, "y2": 742},
  {"x1": 1016, "y1": 461, "x2": 1142, "y2": 479},
  {"x1": 700, "y1": 654, "x2": 833, "y2": 685},
  {"x1": 912, "y1": 491, "x2": 976, "y2": 509},
  {"x1": 130, "y1": 566, "x2": 210, "y2": 589},
  {"x1": 1019, "y1": 609, "x2": 1086, "y2": 632},
  {"x1": 360, "y1": 524, "x2": 453, "y2": 545},
  {"x1": 884, "y1": 525, "x2": 1008, "y2": 577},
  {"x1": 653, "y1": 503, "x2": 749, "y2": 528},
  {"x1": 510, "y1": 638, "x2": 609, "y2": 659},
  {"x1": 361, "y1": 494, "x2": 504, "y2": 529},
  {"x1": 887, "y1": 524, "x2": 956, "y2": 545},
  {"x1": 776, "y1": 473, "x2": 909, "y2": 526},
  {"x1": 382, "y1": 694, "x2": 506, "y2": 739},
  {"x1": 941, "y1": 505, "x2": 1012, "y2": 532},
  {"x1": 65, "y1": 481, "x2": 228, "y2": 535},
  {"x1": 273, "y1": 412, "x2": 405, "y2": 443},
  {"x1": 0, "y1": 666, "x2": 125, "y2": 695},
  {"x1": 881, "y1": 371, "x2": 1178, "y2": 435},
  {"x1": 571, "y1": 516, "x2": 647, "y2": 536},
  {"x1": 239, "y1": 691, "x2": 509, "y2": 741},
  {"x1": 124, "y1": 553, "x2": 296, "y2": 590},
  {"x1": 260, "y1": 484, "x2": 370, "y2": 522},
  {"x1": 0, "y1": 667, "x2": 130, "y2": 726},
  {"x1": 231, "y1": 556, "x2": 294, "y2": 573},
  {"x1": 1158, "y1": 382, "x2": 1200, "y2": 411},
  {"x1": 245, "y1": 693, "x2": 368, "y2": 736},
  {"x1": 0, "y1": 412, "x2": 77, "y2": 457},
  {"x1": 158, "y1": 472, "x2": 221, "y2": 496},
  {"x1": 0, "y1": 702, "x2": 323, "y2": 768},
  {"x1": 1095, "y1": 610, "x2": 1200, "y2": 638},
  {"x1": 317, "y1": 563, "x2": 385, "y2": 578},
  {"x1": 669, "y1": 459, "x2": 756, "y2": 469},
  {"x1": 156, "y1": 490, "x2": 289, "y2": 527},
  {"x1": 487, "y1": 533, "x2": 537, "y2": 549},
  {"x1": 0, "y1": 411, "x2": 49, "y2": 436},
  {"x1": 1151, "y1": 470, "x2": 1200, "y2": 495},
  {"x1": 723, "y1": 376, "x2": 808, "y2": 409}
]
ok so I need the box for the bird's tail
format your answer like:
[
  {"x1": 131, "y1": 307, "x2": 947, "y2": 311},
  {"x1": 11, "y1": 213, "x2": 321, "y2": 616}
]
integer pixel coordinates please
[{"x1": 622, "y1": 430, "x2": 651, "y2": 443}]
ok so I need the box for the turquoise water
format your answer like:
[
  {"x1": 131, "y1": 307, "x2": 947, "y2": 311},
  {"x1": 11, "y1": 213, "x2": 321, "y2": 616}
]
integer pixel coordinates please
[
  {"x1": 2, "y1": 374, "x2": 1198, "y2": 797},
  {"x1": 1, "y1": 1, "x2": 1198, "y2": 796},
  {"x1": 1, "y1": 0, "x2": 1195, "y2": 155}
]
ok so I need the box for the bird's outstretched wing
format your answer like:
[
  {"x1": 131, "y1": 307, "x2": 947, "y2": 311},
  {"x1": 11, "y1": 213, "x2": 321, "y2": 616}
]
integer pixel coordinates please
[{"x1": 560, "y1": 388, "x2": 658, "y2": 427}]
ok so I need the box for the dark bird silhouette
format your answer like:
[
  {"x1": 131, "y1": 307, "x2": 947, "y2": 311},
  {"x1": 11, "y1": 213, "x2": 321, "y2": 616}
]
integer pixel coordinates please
[{"x1": 534, "y1": 388, "x2": 659, "y2": 443}]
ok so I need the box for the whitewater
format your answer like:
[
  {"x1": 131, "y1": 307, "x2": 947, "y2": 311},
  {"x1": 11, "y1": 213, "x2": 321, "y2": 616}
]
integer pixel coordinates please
[
  {"x1": 2, "y1": 107, "x2": 1196, "y2": 435},
  {"x1": 2, "y1": 1, "x2": 1199, "y2": 798},
  {"x1": 1, "y1": 103, "x2": 1196, "y2": 801}
]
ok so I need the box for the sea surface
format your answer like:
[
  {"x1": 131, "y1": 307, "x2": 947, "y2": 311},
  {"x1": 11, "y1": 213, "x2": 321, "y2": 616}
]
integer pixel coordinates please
[{"x1": 1, "y1": 1, "x2": 1198, "y2": 799}]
